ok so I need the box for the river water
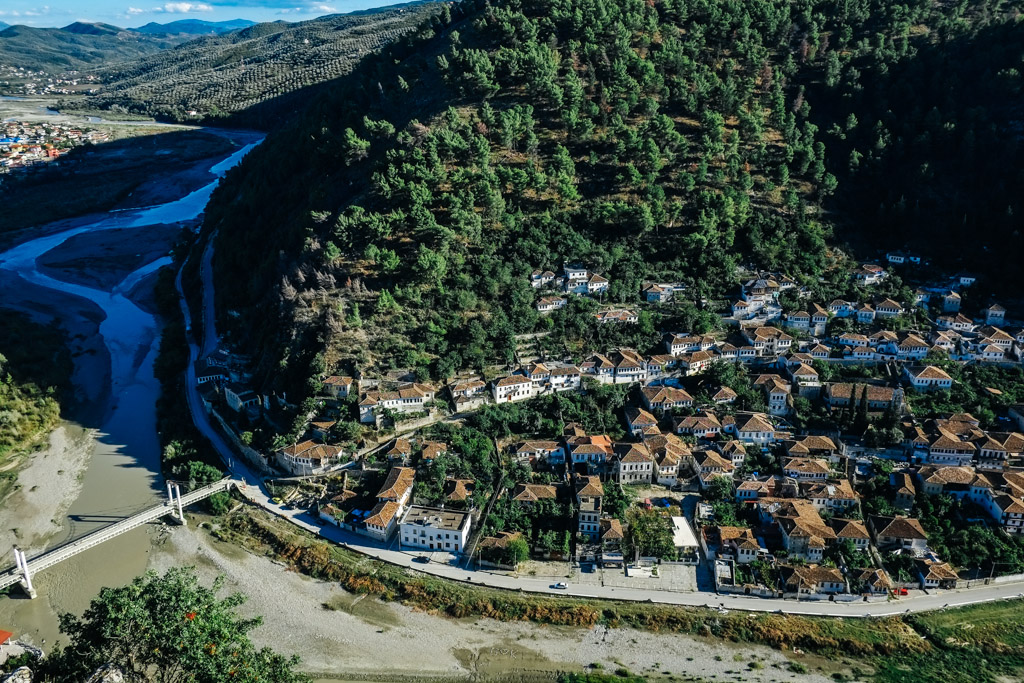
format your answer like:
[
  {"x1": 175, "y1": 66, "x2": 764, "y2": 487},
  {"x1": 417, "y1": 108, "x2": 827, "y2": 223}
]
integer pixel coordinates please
[{"x1": 0, "y1": 135, "x2": 260, "y2": 646}]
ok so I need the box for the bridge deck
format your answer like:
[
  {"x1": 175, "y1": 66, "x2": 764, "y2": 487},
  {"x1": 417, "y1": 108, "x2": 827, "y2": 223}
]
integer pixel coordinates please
[{"x1": 0, "y1": 478, "x2": 233, "y2": 590}]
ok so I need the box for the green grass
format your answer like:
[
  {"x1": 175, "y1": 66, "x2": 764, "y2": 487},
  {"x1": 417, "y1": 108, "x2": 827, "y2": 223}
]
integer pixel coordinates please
[{"x1": 909, "y1": 598, "x2": 1024, "y2": 649}]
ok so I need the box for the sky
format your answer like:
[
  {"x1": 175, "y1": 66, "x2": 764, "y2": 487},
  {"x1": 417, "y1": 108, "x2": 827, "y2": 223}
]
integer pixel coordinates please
[{"x1": 0, "y1": 0, "x2": 398, "y2": 27}]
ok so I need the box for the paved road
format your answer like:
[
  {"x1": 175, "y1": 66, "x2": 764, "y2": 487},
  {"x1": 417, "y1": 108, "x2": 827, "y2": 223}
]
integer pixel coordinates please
[
  {"x1": 174, "y1": 248, "x2": 1024, "y2": 619},
  {"x1": 198, "y1": 231, "x2": 218, "y2": 358}
]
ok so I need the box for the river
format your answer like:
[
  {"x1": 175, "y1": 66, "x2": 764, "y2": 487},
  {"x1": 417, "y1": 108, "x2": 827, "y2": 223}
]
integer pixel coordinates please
[{"x1": 0, "y1": 134, "x2": 261, "y2": 646}]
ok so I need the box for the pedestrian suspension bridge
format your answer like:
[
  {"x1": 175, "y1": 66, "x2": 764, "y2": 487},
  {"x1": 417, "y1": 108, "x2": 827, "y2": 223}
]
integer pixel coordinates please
[{"x1": 0, "y1": 478, "x2": 236, "y2": 597}]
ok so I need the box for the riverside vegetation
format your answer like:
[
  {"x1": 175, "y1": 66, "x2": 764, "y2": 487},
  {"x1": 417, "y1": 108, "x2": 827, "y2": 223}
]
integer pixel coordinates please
[
  {"x1": 0, "y1": 309, "x2": 72, "y2": 504},
  {"x1": 200, "y1": 0, "x2": 1024, "y2": 413}
]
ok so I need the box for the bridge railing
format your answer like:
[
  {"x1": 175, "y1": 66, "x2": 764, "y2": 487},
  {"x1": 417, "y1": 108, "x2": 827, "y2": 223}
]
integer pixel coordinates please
[{"x1": 0, "y1": 478, "x2": 235, "y2": 591}]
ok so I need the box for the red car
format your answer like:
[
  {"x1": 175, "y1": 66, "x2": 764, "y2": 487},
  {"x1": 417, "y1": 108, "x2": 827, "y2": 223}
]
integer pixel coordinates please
[{"x1": 896, "y1": 588, "x2": 909, "y2": 596}]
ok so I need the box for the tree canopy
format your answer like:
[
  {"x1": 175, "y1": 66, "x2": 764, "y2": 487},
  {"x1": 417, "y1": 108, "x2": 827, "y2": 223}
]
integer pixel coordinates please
[{"x1": 41, "y1": 567, "x2": 309, "y2": 683}]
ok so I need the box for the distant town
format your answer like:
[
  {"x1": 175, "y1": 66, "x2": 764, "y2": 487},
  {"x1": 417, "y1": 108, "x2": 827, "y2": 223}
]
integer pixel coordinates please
[{"x1": 0, "y1": 119, "x2": 105, "y2": 176}]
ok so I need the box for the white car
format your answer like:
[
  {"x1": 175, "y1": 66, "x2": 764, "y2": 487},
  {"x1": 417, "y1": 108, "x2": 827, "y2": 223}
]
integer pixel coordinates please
[{"x1": 552, "y1": 582, "x2": 568, "y2": 589}]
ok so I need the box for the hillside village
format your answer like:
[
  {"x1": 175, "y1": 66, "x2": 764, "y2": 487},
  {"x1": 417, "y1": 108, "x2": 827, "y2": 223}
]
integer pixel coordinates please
[{"x1": 184, "y1": 253, "x2": 1024, "y2": 602}]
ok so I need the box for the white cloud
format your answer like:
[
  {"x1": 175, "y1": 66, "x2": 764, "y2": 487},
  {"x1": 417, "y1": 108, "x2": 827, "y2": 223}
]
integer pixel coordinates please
[
  {"x1": 276, "y1": 4, "x2": 335, "y2": 13},
  {"x1": 0, "y1": 5, "x2": 50, "y2": 17},
  {"x1": 159, "y1": 2, "x2": 213, "y2": 12},
  {"x1": 127, "y1": 6, "x2": 145, "y2": 14}
]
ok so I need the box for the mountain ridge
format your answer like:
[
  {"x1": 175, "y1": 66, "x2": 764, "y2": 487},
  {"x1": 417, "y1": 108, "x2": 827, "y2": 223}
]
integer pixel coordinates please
[
  {"x1": 0, "y1": 23, "x2": 191, "y2": 71},
  {"x1": 131, "y1": 19, "x2": 258, "y2": 35}
]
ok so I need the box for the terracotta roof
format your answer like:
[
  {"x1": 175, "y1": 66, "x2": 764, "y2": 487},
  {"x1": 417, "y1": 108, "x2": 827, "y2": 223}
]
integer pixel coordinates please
[
  {"x1": 642, "y1": 385, "x2": 694, "y2": 406},
  {"x1": 376, "y1": 467, "x2": 415, "y2": 501},
  {"x1": 918, "y1": 465, "x2": 975, "y2": 486},
  {"x1": 858, "y1": 568, "x2": 893, "y2": 590},
  {"x1": 674, "y1": 411, "x2": 722, "y2": 431},
  {"x1": 576, "y1": 475, "x2": 604, "y2": 497},
  {"x1": 873, "y1": 516, "x2": 928, "y2": 541},
  {"x1": 907, "y1": 365, "x2": 954, "y2": 381},
  {"x1": 385, "y1": 438, "x2": 412, "y2": 456},
  {"x1": 785, "y1": 436, "x2": 837, "y2": 454},
  {"x1": 512, "y1": 483, "x2": 558, "y2": 503},
  {"x1": 626, "y1": 407, "x2": 659, "y2": 427},
  {"x1": 601, "y1": 517, "x2": 624, "y2": 540},
  {"x1": 920, "y1": 560, "x2": 959, "y2": 581},
  {"x1": 421, "y1": 441, "x2": 448, "y2": 459},
  {"x1": 737, "y1": 414, "x2": 774, "y2": 434},
  {"x1": 802, "y1": 480, "x2": 857, "y2": 501},
  {"x1": 784, "y1": 458, "x2": 831, "y2": 475},
  {"x1": 364, "y1": 501, "x2": 401, "y2": 528},
  {"x1": 720, "y1": 440, "x2": 746, "y2": 456},
  {"x1": 495, "y1": 374, "x2": 533, "y2": 387},
  {"x1": 831, "y1": 518, "x2": 869, "y2": 539},
  {"x1": 695, "y1": 449, "x2": 733, "y2": 470},
  {"x1": 827, "y1": 383, "x2": 896, "y2": 402},
  {"x1": 478, "y1": 531, "x2": 523, "y2": 550},
  {"x1": 712, "y1": 386, "x2": 738, "y2": 401},
  {"x1": 516, "y1": 440, "x2": 561, "y2": 454},
  {"x1": 781, "y1": 564, "x2": 844, "y2": 588},
  {"x1": 443, "y1": 478, "x2": 475, "y2": 501},
  {"x1": 279, "y1": 440, "x2": 343, "y2": 463},
  {"x1": 616, "y1": 442, "x2": 654, "y2": 464},
  {"x1": 891, "y1": 472, "x2": 916, "y2": 495}
]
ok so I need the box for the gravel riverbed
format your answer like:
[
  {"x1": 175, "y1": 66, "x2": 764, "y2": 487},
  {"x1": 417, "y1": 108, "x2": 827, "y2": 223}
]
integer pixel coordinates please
[{"x1": 148, "y1": 523, "x2": 832, "y2": 682}]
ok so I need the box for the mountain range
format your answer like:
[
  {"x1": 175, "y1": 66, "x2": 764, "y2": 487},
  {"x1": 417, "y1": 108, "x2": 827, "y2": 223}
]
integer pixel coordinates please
[
  {"x1": 0, "y1": 23, "x2": 193, "y2": 71},
  {"x1": 131, "y1": 19, "x2": 257, "y2": 35},
  {"x1": 0, "y1": 19, "x2": 259, "y2": 73}
]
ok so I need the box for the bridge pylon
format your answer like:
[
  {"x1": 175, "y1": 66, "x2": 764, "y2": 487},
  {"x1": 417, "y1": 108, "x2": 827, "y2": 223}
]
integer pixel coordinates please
[
  {"x1": 13, "y1": 547, "x2": 36, "y2": 599},
  {"x1": 166, "y1": 482, "x2": 186, "y2": 526}
]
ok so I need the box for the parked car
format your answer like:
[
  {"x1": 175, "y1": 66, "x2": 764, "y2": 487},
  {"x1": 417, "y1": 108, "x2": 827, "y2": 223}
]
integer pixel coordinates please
[
  {"x1": 413, "y1": 556, "x2": 431, "y2": 564},
  {"x1": 896, "y1": 587, "x2": 909, "y2": 596}
]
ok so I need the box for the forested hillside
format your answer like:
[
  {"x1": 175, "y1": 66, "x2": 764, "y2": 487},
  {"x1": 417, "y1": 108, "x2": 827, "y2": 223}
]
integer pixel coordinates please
[
  {"x1": 64, "y1": 4, "x2": 441, "y2": 127},
  {"x1": 202, "y1": 0, "x2": 1023, "y2": 401},
  {"x1": 816, "y1": 17, "x2": 1024, "y2": 272},
  {"x1": 0, "y1": 24, "x2": 190, "y2": 72}
]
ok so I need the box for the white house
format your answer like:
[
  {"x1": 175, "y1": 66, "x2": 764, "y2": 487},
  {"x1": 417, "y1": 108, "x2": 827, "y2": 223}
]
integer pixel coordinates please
[
  {"x1": 358, "y1": 383, "x2": 436, "y2": 423},
  {"x1": 399, "y1": 506, "x2": 472, "y2": 554},
  {"x1": 904, "y1": 365, "x2": 954, "y2": 391},
  {"x1": 985, "y1": 304, "x2": 1006, "y2": 325},
  {"x1": 492, "y1": 375, "x2": 535, "y2": 403}
]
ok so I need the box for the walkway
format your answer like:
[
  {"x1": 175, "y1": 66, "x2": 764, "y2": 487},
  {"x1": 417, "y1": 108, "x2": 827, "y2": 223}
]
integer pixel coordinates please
[{"x1": 0, "y1": 478, "x2": 233, "y2": 592}]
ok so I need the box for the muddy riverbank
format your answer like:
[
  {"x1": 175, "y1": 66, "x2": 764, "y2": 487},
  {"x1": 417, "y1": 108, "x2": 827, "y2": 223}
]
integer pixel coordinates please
[{"x1": 146, "y1": 524, "x2": 830, "y2": 683}]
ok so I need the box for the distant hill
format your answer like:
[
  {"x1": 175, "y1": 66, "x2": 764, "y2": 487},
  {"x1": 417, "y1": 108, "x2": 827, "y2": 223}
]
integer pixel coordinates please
[
  {"x1": 131, "y1": 19, "x2": 257, "y2": 35},
  {"x1": 60, "y1": 22, "x2": 123, "y2": 36},
  {"x1": 0, "y1": 23, "x2": 9, "y2": 32},
  {"x1": 67, "y1": 2, "x2": 441, "y2": 128},
  {"x1": 0, "y1": 23, "x2": 190, "y2": 71}
]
